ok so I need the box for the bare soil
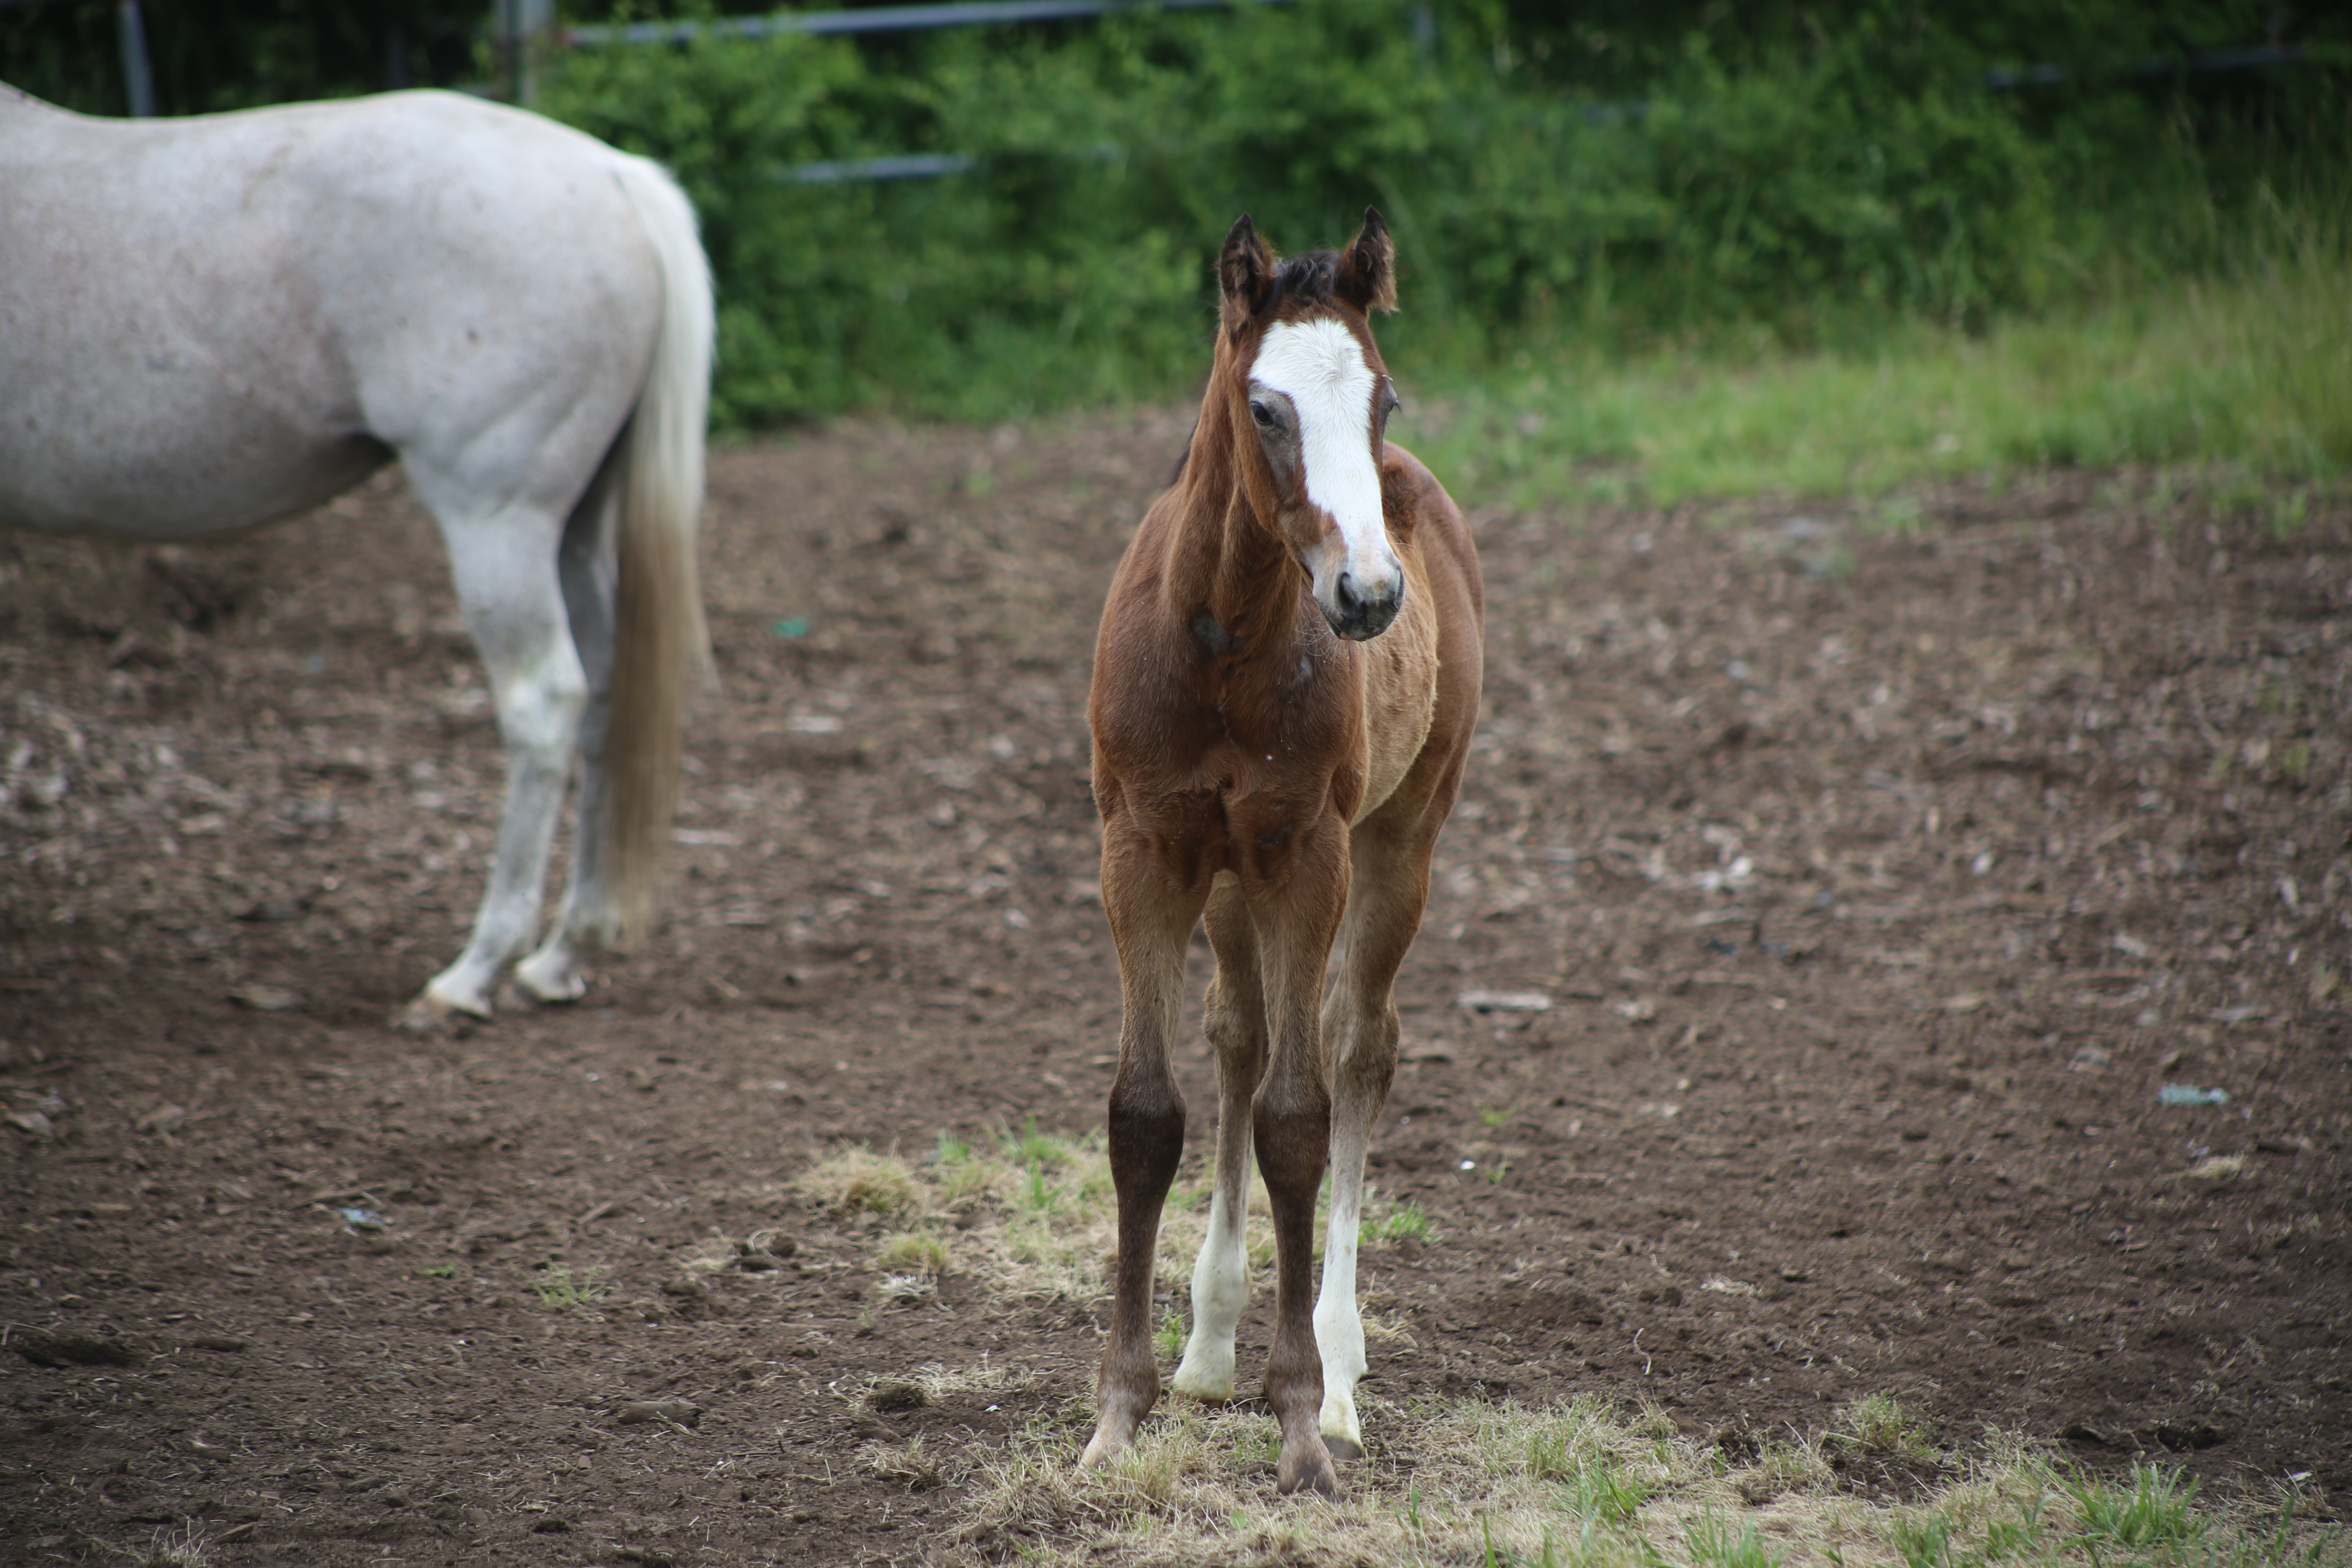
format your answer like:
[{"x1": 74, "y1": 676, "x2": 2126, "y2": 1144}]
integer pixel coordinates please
[{"x1": 2, "y1": 412, "x2": 2347, "y2": 1567}]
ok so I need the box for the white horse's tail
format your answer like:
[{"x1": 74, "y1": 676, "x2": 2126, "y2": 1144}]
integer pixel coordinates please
[{"x1": 602, "y1": 153, "x2": 714, "y2": 944}]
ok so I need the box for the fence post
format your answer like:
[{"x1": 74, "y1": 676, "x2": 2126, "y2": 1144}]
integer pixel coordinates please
[
  {"x1": 493, "y1": 0, "x2": 554, "y2": 105},
  {"x1": 115, "y1": 0, "x2": 156, "y2": 117}
]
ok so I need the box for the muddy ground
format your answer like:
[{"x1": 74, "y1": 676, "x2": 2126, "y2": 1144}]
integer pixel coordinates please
[{"x1": 2, "y1": 410, "x2": 2348, "y2": 1566}]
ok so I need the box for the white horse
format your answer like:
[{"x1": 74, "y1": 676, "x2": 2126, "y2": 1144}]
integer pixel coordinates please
[{"x1": 0, "y1": 83, "x2": 715, "y2": 1028}]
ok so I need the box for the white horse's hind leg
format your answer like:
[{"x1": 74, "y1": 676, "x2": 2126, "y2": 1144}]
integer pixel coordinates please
[
  {"x1": 405, "y1": 504, "x2": 587, "y2": 1023},
  {"x1": 1172, "y1": 880, "x2": 1264, "y2": 1404},
  {"x1": 515, "y1": 461, "x2": 622, "y2": 1004}
]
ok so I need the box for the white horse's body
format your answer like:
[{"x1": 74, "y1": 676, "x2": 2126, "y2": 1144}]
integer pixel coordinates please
[{"x1": 0, "y1": 84, "x2": 714, "y2": 1024}]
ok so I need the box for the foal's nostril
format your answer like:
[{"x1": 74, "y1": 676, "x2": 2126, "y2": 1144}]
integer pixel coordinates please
[{"x1": 1334, "y1": 572, "x2": 1362, "y2": 615}]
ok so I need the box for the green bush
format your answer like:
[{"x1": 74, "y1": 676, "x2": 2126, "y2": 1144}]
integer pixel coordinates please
[{"x1": 538, "y1": 1, "x2": 2345, "y2": 429}]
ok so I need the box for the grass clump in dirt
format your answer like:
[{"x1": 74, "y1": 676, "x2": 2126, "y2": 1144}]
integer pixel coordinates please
[
  {"x1": 796, "y1": 1147, "x2": 922, "y2": 1221},
  {"x1": 529, "y1": 1264, "x2": 608, "y2": 1310},
  {"x1": 875, "y1": 1229, "x2": 954, "y2": 1277},
  {"x1": 1363, "y1": 1194, "x2": 1434, "y2": 1245},
  {"x1": 138, "y1": 1521, "x2": 225, "y2": 1568},
  {"x1": 1832, "y1": 1392, "x2": 1937, "y2": 1461},
  {"x1": 2063, "y1": 1462, "x2": 2205, "y2": 1554}
]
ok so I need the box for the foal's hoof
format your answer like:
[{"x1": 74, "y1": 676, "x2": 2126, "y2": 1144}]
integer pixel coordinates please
[
  {"x1": 1276, "y1": 1441, "x2": 1339, "y2": 1499},
  {"x1": 1323, "y1": 1434, "x2": 1364, "y2": 1463}
]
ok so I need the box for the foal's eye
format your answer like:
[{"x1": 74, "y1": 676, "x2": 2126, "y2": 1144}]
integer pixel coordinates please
[{"x1": 1250, "y1": 401, "x2": 1276, "y2": 429}]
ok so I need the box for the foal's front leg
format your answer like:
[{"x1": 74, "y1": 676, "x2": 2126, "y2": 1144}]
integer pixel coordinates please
[
  {"x1": 1251, "y1": 823, "x2": 1349, "y2": 1498},
  {"x1": 1171, "y1": 879, "x2": 1266, "y2": 1405},
  {"x1": 1313, "y1": 803, "x2": 1449, "y2": 1461},
  {"x1": 1080, "y1": 844, "x2": 1207, "y2": 1470}
]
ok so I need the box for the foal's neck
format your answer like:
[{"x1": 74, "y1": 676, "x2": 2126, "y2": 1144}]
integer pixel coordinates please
[{"x1": 1167, "y1": 395, "x2": 1306, "y2": 652}]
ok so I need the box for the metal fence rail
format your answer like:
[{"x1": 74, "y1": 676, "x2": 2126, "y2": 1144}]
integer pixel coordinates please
[{"x1": 564, "y1": 0, "x2": 1276, "y2": 47}]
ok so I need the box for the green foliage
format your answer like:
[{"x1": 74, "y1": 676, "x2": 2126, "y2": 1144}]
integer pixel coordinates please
[
  {"x1": 1686, "y1": 1508, "x2": 1786, "y2": 1568},
  {"x1": 1365, "y1": 1198, "x2": 1434, "y2": 1244},
  {"x1": 2065, "y1": 1463, "x2": 2203, "y2": 1553},
  {"x1": 520, "y1": 0, "x2": 2350, "y2": 431},
  {"x1": 12, "y1": 0, "x2": 2345, "y2": 469},
  {"x1": 1550, "y1": 1456, "x2": 1653, "y2": 1523},
  {"x1": 0, "y1": 0, "x2": 482, "y2": 116}
]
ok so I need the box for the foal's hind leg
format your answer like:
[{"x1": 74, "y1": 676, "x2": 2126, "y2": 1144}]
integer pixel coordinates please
[
  {"x1": 515, "y1": 458, "x2": 622, "y2": 1004},
  {"x1": 401, "y1": 498, "x2": 588, "y2": 1025},
  {"x1": 1313, "y1": 798, "x2": 1448, "y2": 1461},
  {"x1": 1170, "y1": 877, "x2": 1266, "y2": 1405}
]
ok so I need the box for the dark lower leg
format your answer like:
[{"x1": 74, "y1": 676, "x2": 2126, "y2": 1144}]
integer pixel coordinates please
[
  {"x1": 1254, "y1": 1070, "x2": 1334, "y2": 1497},
  {"x1": 1082, "y1": 1059, "x2": 1186, "y2": 1466}
]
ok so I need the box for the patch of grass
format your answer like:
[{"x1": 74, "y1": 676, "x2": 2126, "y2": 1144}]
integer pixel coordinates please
[
  {"x1": 1687, "y1": 1508, "x2": 1785, "y2": 1568},
  {"x1": 530, "y1": 1264, "x2": 608, "y2": 1311},
  {"x1": 416, "y1": 1263, "x2": 457, "y2": 1279},
  {"x1": 1405, "y1": 237, "x2": 2352, "y2": 506},
  {"x1": 795, "y1": 1147, "x2": 922, "y2": 1221},
  {"x1": 804, "y1": 1131, "x2": 1121, "y2": 1302},
  {"x1": 1558, "y1": 1458, "x2": 1655, "y2": 1526},
  {"x1": 998, "y1": 1116, "x2": 1081, "y2": 1169},
  {"x1": 1765, "y1": 1432, "x2": 1837, "y2": 1488},
  {"x1": 862, "y1": 1433, "x2": 951, "y2": 1492},
  {"x1": 1833, "y1": 1392, "x2": 1936, "y2": 1460},
  {"x1": 1153, "y1": 1304, "x2": 1185, "y2": 1362},
  {"x1": 1364, "y1": 1196, "x2": 1434, "y2": 1245},
  {"x1": 875, "y1": 1230, "x2": 953, "y2": 1276},
  {"x1": 2064, "y1": 1463, "x2": 2203, "y2": 1553},
  {"x1": 947, "y1": 1393, "x2": 2350, "y2": 1568}
]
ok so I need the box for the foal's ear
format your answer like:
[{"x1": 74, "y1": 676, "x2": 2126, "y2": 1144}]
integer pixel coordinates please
[
  {"x1": 1218, "y1": 214, "x2": 1274, "y2": 336},
  {"x1": 1336, "y1": 207, "x2": 1397, "y2": 314}
]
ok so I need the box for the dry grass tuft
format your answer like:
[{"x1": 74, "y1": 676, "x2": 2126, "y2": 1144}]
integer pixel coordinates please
[
  {"x1": 1831, "y1": 1392, "x2": 1936, "y2": 1460},
  {"x1": 795, "y1": 1147, "x2": 922, "y2": 1220},
  {"x1": 875, "y1": 1229, "x2": 955, "y2": 1276}
]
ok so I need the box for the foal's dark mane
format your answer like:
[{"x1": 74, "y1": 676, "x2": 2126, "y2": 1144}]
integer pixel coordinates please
[{"x1": 1167, "y1": 249, "x2": 1349, "y2": 488}]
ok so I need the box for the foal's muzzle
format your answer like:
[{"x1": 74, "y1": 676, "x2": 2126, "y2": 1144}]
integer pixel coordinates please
[{"x1": 1325, "y1": 568, "x2": 1403, "y2": 641}]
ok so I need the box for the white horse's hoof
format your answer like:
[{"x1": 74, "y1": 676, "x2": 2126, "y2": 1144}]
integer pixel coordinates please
[
  {"x1": 398, "y1": 978, "x2": 492, "y2": 1031},
  {"x1": 1170, "y1": 1368, "x2": 1236, "y2": 1405},
  {"x1": 513, "y1": 948, "x2": 588, "y2": 1004}
]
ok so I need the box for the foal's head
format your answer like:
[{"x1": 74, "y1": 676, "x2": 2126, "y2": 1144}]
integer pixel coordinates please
[{"x1": 1217, "y1": 209, "x2": 1404, "y2": 642}]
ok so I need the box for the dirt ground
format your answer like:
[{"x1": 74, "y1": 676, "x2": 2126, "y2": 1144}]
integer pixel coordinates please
[{"x1": 2, "y1": 409, "x2": 2347, "y2": 1567}]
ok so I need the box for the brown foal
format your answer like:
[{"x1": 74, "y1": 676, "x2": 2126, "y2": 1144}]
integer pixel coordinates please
[{"x1": 1080, "y1": 210, "x2": 1483, "y2": 1497}]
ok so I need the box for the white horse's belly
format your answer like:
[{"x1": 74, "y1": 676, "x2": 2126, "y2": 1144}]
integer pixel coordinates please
[{"x1": 0, "y1": 89, "x2": 656, "y2": 541}]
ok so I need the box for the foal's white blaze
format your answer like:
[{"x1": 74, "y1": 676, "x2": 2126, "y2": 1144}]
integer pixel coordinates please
[
  {"x1": 1171, "y1": 1172, "x2": 1252, "y2": 1402},
  {"x1": 1250, "y1": 317, "x2": 1401, "y2": 619},
  {"x1": 1311, "y1": 1176, "x2": 1369, "y2": 1451}
]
